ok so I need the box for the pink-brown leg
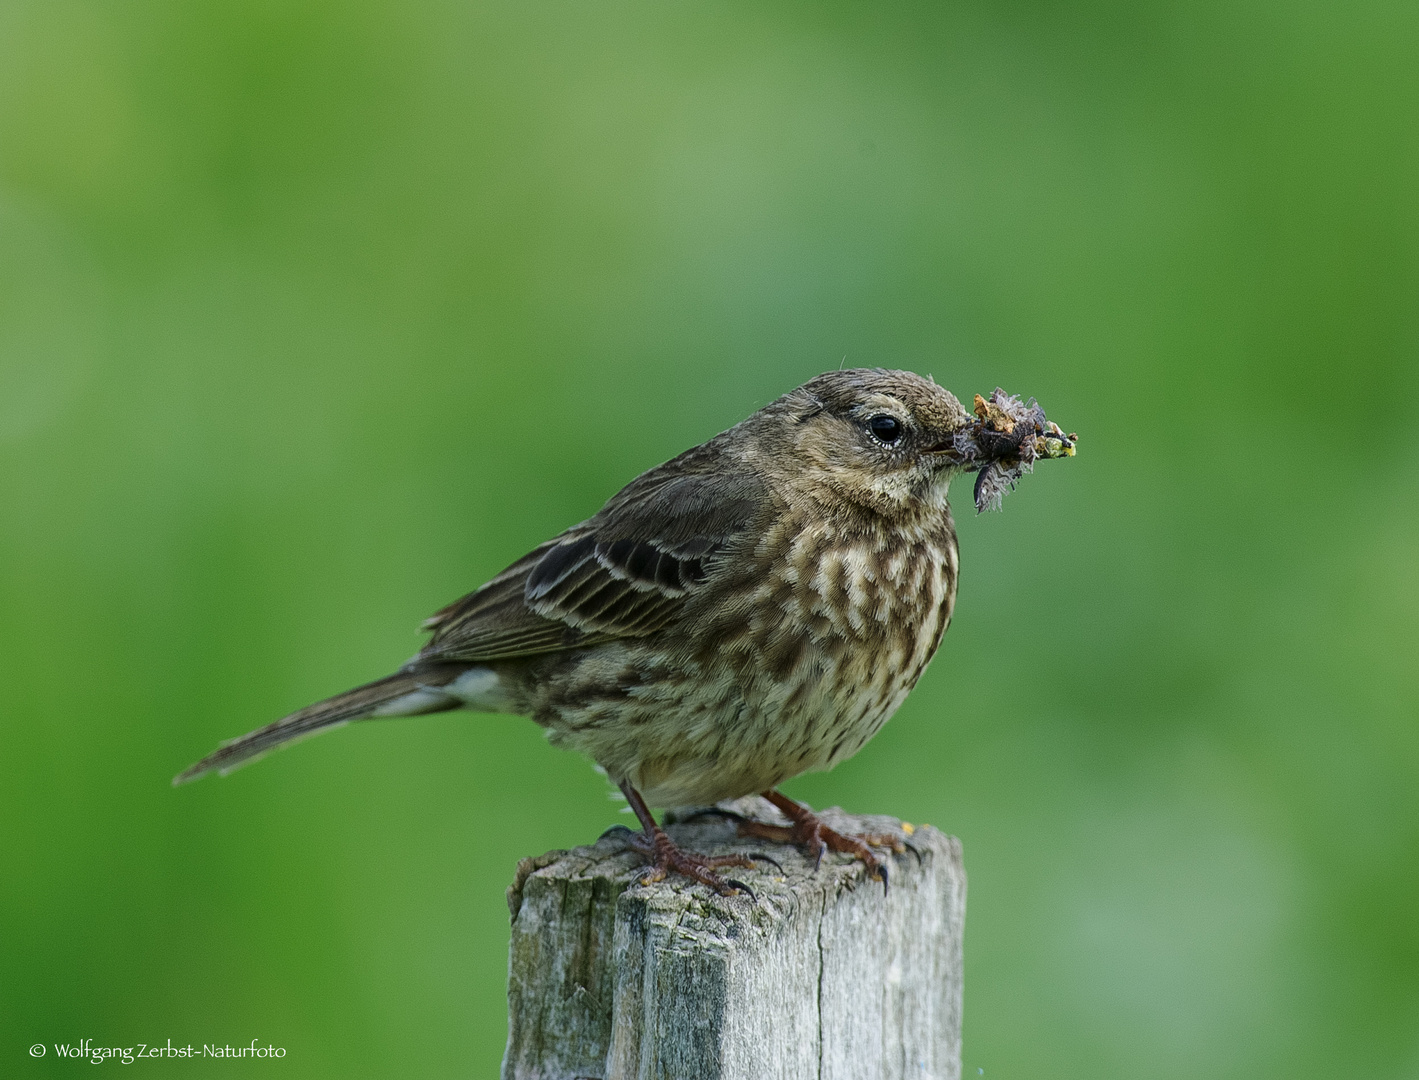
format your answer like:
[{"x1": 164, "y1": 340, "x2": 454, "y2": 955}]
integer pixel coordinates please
[
  {"x1": 617, "y1": 782, "x2": 756, "y2": 897},
  {"x1": 737, "y1": 790, "x2": 904, "y2": 893}
]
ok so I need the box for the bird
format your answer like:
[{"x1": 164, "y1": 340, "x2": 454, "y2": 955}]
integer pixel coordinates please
[{"x1": 176, "y1": 368, "x2": 1074, "y2": 895}]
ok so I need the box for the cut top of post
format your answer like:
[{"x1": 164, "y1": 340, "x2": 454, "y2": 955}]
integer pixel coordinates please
[{"x1": 503, "y1": 797, "x2": 966, "y2": 1080}]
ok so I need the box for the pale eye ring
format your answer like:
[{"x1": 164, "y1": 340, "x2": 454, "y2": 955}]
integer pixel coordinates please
[{"x1": 867, "y1": 414, "x2": 903, "y2": 445}]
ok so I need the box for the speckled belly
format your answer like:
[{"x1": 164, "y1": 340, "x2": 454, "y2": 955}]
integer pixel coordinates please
[{"x1": 532, "y1": 530, "x2": 957, "y2": 808}]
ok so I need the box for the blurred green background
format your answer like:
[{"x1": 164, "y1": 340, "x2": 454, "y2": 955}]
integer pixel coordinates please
[{"x1": 2, "y1": 0, "x2": 1416, "y2": 1075}]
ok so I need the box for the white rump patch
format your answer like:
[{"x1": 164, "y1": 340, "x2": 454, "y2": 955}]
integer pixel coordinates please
[{"x1": 447, "y1": 666, "x2": 514, "y2": 713}]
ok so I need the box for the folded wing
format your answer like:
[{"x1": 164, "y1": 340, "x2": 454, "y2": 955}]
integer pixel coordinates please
[{"x1": 420, "y1": 464, "x2": 769, "y2": 664}]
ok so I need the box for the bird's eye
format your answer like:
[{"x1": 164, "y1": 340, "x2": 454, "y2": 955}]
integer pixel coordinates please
[{"x1": 867, "y1": 414, "x2": 903, "y2": 445}]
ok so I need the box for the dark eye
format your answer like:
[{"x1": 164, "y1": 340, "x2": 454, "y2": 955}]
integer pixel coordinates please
[{"x1": 867, "y1": 414, "x2": 902, "y2": 445}]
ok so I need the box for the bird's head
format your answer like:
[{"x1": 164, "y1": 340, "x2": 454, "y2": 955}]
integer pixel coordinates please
[
  {"x1": 745, "y1": 368, "x2": 974, "y2": 517},
  {"x1": 745, "y1": 368, "x2": 1075, "y2": 517}
]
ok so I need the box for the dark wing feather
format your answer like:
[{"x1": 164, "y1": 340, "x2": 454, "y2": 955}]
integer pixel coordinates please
[{"x1": 419, "y1": 463, "x2": 769, "y2": 664}]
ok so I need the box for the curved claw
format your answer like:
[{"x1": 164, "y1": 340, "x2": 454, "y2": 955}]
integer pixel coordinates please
[
  {"x1": 745, "y1": 852, "x2": 785, "y2": 874},
  {"x1": 809, "y1": 835, "x2": 827, "y2": 872},
  {"x1": 598, "y1": 823, "x2": 639, "y2": 844},
  {"x1": 723, "y1": 878, "x2": 756, "y2": 901},
  {"x1": 879, "y1": 861, "x2": 890, "y2": 897}
]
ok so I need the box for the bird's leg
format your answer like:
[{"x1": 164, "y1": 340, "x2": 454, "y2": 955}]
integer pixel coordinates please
[
  {"x1": 616, "y1": 782, "x2": 756, "y2": 897},
  {"x1": 738, "y1": 790, "x2": 905, "y2": 894}
]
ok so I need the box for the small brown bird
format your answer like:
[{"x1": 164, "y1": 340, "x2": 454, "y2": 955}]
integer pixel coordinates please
[{"x1": 177, "y1": 369, "x2": 1074, "y2": 894}]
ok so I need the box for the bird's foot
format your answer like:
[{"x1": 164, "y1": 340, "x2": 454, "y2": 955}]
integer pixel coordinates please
[
  {"x1": 738, "y1": 791, "x2": 905, "y2": 894},
  {"x1": 611, "y1": 824, "x2": 757, "y2": 897}
]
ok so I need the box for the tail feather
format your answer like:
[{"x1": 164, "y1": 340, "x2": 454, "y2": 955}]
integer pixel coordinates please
[{"x1": 173, "y1": 669, "x2": 461, "y2": 785}]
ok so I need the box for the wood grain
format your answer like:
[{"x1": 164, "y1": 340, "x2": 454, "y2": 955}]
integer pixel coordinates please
[{"x1": 503, "y1": 797, "x2": 965, "y2": 1080}]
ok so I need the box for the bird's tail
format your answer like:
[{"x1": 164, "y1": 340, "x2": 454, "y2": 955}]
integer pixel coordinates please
[{"x1": 173, "y1": 668, "x2": 462, "y2": 785}]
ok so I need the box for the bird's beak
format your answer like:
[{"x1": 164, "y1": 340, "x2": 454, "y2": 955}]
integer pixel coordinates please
[{"x1": 923, "y1": 437, "x2": 975, "y2": 469}]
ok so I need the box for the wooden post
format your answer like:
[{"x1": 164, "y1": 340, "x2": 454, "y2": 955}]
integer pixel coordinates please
[{"x1": 502, "y1": 796, "x2": 966, "y2": 1080}]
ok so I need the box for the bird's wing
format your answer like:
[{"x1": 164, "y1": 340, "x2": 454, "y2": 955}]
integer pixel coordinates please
[{"x1": 419, "y1": 464, "x2": 769, "y2": 663}]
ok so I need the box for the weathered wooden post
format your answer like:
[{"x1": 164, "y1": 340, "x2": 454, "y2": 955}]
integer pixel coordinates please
[{"x1": 502, "y1": 796, "x2": 966, "y2": 1080}]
